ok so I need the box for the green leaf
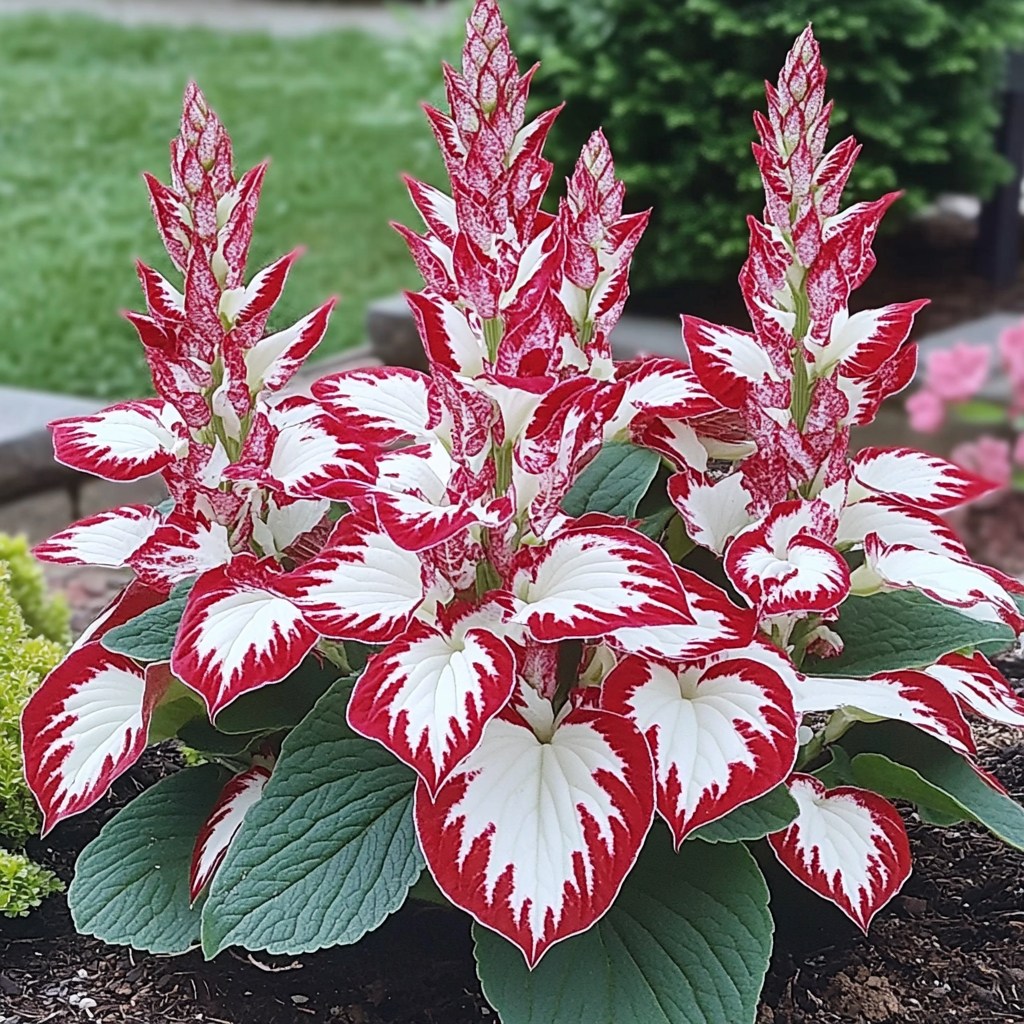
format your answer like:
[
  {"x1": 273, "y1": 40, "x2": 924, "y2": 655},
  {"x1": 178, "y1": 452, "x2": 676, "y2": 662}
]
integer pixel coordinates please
[
  {"x1": 633, "y1": 463, "x2": 676, "y2": 540},
  {"x1": 953, "y1": 398, "x2": 1007, "y2": 425},
  {"x1": 201, "y1": 677, "x2": 424, "y2": 957},
  {"x1": 474, "y1": 826, "x2": 772, "y2": 1024},
  {"x1": 148, "y1": 681, "x2": 203, "y2": 743},
  {"x1": 636, "y1": 505, "x2": 676, "y2": 540},
  {"x1": 177, "y1": 717, "x2": 263, "y2": 757},
  {"x1": 68, "y1": 764, "x2": 227, "y2": 954},
  {"x1": 691, "y1": 786, "x2": 798, "y2": 843},
  {"x1": 562, "y1": 443, "x2": 662, "y2": 519},
  {"x1": 849, "y1": 754, "x2": 969, "y2": 825},
  {"x1": 212, "y1": 657, "x2": 341, "y2": 734},
  {"x1": 101, "y1": 579, "x2": 195, "y2": 663},
  {"x1": 841, "y1": 723, "x2": 1024, "y2": 850},
  {"x1": 811, "y1": 746, "x2": 855, "y2": 788},
  {"x1": 803, "y1": 591, "x2": 1015, "y2": 677}
]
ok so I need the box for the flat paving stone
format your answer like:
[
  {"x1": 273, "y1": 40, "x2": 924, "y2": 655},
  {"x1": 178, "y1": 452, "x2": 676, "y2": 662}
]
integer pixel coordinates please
[{"x1": 0, "y1": 386, "x2": 104, "y2": 503}]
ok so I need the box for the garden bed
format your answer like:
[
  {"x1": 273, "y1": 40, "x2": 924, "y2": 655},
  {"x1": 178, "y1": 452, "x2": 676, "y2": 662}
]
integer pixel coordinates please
[
  {"x1": 2, "y1": 722, "x2": 1023, "y2": 1023},
  {"x1": 1, "y1": 551, "x2": 1022, "y2": 1024}
]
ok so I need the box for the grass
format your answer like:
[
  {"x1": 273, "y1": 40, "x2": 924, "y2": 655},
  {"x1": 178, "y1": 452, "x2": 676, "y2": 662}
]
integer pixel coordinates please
[{"x1": 0, "y1": 14, "x2": 451, "y2": 398}]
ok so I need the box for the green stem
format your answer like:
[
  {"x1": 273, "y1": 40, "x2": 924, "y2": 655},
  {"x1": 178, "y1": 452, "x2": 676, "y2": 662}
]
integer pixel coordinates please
[
  {"x1": 789, "y1": 270, "x2": 814, "y2": 432},
  {"x1": 475, "y1": 558, "x2": 502, "y2": 599},
  {"x1": 483, "y1": 315, "x2": 504, "y2": 363},
  {"x1": 319, "y1": 640, "x2": 351, "y2": 675},
  {"x1": 493, "y1": 441, "x2": 513, "y2": 495},
  {"x1": 795, "y1": 709, "x2": 858, "y2": 771}
]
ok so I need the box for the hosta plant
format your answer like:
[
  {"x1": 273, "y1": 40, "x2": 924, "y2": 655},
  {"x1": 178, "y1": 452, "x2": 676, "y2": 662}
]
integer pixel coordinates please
[{"x1": 23, "y1": 4, "x2": 1024, "y2": 1020}]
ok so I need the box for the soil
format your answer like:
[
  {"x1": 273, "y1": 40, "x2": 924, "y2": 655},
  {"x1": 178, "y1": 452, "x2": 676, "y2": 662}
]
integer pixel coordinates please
[
  {"x1": 5, "y1": 214, "x2": 1024, "y2": 1023},
  {"x1": 3, "y1": 725, "x2": 1023, "y2": 1024}
]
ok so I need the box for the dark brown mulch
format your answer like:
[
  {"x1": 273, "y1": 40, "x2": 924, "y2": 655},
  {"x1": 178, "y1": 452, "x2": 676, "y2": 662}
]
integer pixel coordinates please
[{"x1": 1, "y1": 731, "x2": 1023, "y2": 1024}]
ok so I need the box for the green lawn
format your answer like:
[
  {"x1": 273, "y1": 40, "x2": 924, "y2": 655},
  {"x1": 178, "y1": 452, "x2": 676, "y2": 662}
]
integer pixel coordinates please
[{"x1": 0, "y1": 15, "x2": 448, "y2": 398}]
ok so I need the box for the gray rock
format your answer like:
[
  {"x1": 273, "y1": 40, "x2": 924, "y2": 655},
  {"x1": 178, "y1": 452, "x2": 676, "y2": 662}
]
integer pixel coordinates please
[
  {"x1": 367, "y1": 294, "x2": 428, "y2": 372},
  {"x1": 0, "y1": 387, "x2": 102, "y2": 503}
]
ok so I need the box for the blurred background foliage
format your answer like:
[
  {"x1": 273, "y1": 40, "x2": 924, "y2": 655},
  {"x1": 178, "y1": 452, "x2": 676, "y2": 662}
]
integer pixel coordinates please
[
  {"x1": 0, "y1": 15, "x2": 447, "y2": 398},
  {"x1": 510, "y1": 0, "x2": 1024, "y2": 292},
  {"x1": 1, "y1": 1, "x2": 1024, "y2": 396}
]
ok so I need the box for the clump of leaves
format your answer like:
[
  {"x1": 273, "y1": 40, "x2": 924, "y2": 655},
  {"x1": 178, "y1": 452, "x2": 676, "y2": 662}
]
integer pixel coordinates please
[
  {"x1": 0, "y1": 534, "x2": 69, "y2": 646},
  {"x1": 0, "y1": 847, "x2": 63, "y2": 917},
  {"x1": 0, "y1": 539, "x2": 67, "y2": 916}
]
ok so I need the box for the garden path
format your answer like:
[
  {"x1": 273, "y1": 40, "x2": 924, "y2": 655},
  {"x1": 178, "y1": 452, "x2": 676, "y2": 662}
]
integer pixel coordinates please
[{"x1": 0, "y1": 0, "x2": 456, "y2": 39}]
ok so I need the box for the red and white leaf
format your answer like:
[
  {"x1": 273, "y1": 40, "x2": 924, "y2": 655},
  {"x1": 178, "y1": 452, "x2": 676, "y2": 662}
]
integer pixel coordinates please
[
  {"x1": 136, "y1": 260, "x2": 185, "y2": 321},
  {"x1": 923, "y1": 652, "x2": 1024, "y2": 728},
  {"x1": 189, "y1": 762, "x2": 272, "y2": 903},
  {"x1": 608, "y1": 566, "x2": 755, "y2": 661},
  {"x1": 244, "y1": 298, "x2": 336, "y2": 393},
  {"x1": 227, "y1": 248, "x2": 300, "y2": 337},
  {"x1": 171, "y1": 554, "x2": 318, "y2": 718},
  {"x1": 261, "y1": 398, "x2": 380, "y2": 499},
  {"x1": 851, "y1": 447, "x2": 999, "y2": 511},
  {"x1": 863, "y1": 537, "x2": 1024, "y2": 630},
  {"x1": 50, "y1": 399, "x2": 188, "y2": 481},
  {"x1": 34, "y1": 505, "x2": 162, "y2": 568},
  {"x1": 512, "y1": 525, "x2": 694, "y2": 642},
  {"x1": 614, "y1": 358, "x2": 721, "y2": 422},
  {"x1": 279, "y1": 514, "x2": 426, "y2": 642},
  {"x1": 768, "y1": 776, "x2": 911, "y2": 932},
  {"x1": 347, "y1": 613, "x2": 516, "y2": 795},
  {"x1": 129, "y1": 511, "x2": 234, "y2": 590},
  {"x1": 365, "y1": 444, "x2": 511, "y2": 552},
  {"x1": 311, "y1": 366, "x2": 432, "y2": 443},
  {"x1": 836, "y1": 496, "x2": 967, "y2": 557},
  {"x1": 21, "y1": 643, "x2": 167, "y2": 833},
  {"x1": 668, "y1": 471, "x2": 753, "y2": 555},
  {"x1": 794, "y1": 670, "x2": 975, "y2": 755},
  {"x1": 602, "y1": 654, "x2": 797, "y2": 845},
  {"x1": 406, "y1": 290, "x2": 485, "y2": 377},
  {"x1": 682, "y1": 315, "x2": 779, "y2": 409},
  {"x1": 725, "y1": 500, "x2": 849, "y2": 615},
  {"x1": 810, "y1": 300, "x2": 927, "y2": 378},
  {"x1": 415, "y1": 702, "x2": 654, "y2": 967}
]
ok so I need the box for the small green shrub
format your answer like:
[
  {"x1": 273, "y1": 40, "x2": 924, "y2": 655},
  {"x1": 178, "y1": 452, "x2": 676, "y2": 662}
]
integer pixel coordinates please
[
  {"x1": 512, "y1": 0, "x2": 1024, "y2": 290},
  {"x1": 0, "y1": 847, "x2": 63, "y2": 917},
  {"x1": 0, "y1": 535, "x2": 70, "y2": 646},
  {"x1": 0, "y1": 537, "x2": 68, "y2": 915}
]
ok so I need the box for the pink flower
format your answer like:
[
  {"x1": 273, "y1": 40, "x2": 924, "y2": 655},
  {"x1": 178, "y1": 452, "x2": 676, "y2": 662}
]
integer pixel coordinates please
[
  {"x1": 999, "y1": 322, "x2": 1024, "y2": 394},
  {"x1": 1013, "y1": 433, "x2": 1024, "y2": 467},
  {"x1": 906, "y1": 388, "x2": 946, "y2": 433},
  {"x1": 951, "y1": 436, "x2": 1011, "y2": 489},
  {"x1": 922, "y1": 342, "x2": 990, "y2": 402}
]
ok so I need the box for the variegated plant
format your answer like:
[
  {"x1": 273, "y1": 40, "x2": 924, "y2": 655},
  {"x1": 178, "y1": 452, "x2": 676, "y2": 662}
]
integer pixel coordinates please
[{"x1": 22, "y1": 5, "x2": 1024, "y2": 1020}]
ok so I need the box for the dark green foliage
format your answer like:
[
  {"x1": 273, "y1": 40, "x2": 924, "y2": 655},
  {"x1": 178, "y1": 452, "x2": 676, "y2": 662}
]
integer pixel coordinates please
[{"x1": 512, "y1": 0, "x2": 1024, "y2": 289}]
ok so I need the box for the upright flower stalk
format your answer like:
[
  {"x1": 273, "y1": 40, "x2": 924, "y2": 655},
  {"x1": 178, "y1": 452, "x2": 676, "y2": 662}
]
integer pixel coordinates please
[{"x1": 20, "y1": 3, "x2": 1024, "y2": 993}]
